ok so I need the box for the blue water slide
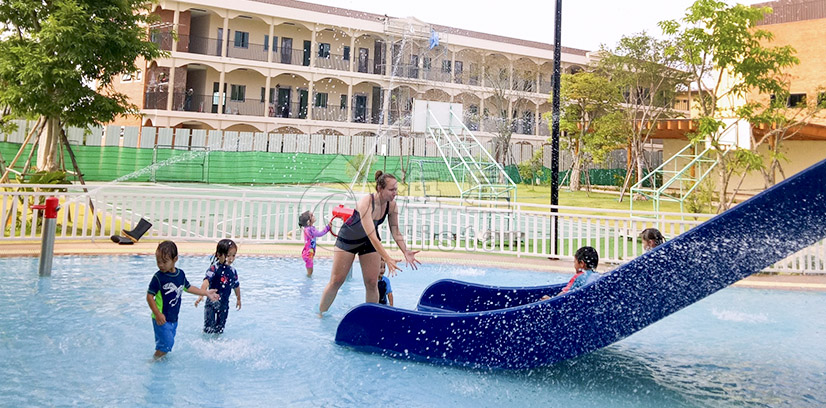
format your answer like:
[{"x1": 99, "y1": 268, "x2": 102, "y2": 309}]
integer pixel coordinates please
[{"x1": 335, "y1": 158, "x2": 826, "y2": 369}]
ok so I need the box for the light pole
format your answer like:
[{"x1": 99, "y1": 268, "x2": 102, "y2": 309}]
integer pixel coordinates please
[{"x1": 550, "y1": 0, "x2": 562, "y2": 255}]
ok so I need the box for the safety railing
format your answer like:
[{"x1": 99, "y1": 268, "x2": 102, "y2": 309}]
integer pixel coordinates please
[{"x1": 1, "y1": 184, "x2": 823, "y2": 274}]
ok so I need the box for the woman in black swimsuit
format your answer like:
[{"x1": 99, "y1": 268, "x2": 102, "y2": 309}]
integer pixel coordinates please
[{"x1": 318, "y1": 171, "x2": 420, "y2": 314}]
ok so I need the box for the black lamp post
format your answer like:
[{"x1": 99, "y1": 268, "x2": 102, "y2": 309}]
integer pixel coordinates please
[{"x1": 550, "y1": 0, "x2": 562, "y2": 255}]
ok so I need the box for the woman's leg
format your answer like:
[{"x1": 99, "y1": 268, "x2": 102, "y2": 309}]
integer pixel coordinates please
[
  {"x1": 319, "y1": 248, "x2": 356, "y2": 313},
  {"x1": 358, "y1": 252, "x2": 381, "y2": 303}
]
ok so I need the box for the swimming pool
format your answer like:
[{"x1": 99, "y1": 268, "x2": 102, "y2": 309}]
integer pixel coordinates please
[{"x1": 1, "y1": 255, "x2": 824, "y2": 407}]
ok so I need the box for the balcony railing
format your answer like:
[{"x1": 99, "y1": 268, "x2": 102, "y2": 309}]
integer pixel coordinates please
[
  {"x1": 227, "y1": 41, "x2": 270, "y2": 62},
  {"x1": 355, "y1": 58, "x2": 382, "y2": 75},
  {"x1": 150, "y1": 31, "x2": 173, "y2": 51},
  {"x1": 511, "y1": 118, "x2": 535, "y2": 135},
  {"x1": 538, "y1": 118, "x2": 550, "y2": 136},
  {"x1": 512, "y1": 77, "x2": 537, "y2": 93},
  {"x1": 171, "y1": 92, "x2": 212, "y2": 113},
  {"x1": 389, "y1": 63, "x2": 420, "y2": 79},
  {"x1": 144, "y1": 91, "x2": 169, "y2": 110},
  {"x1": 187, "y1": 35, "x2": 221, "y2": 56},
  {"x1": 454, "y1": 73, "x2": 480, "y2": 86},
  {"x1": 269, "y1": 102, "x2": 309, "y2": 119},
  {"x1": 423, "y1": 68, "x2": 452, "y2": 83},
  {"x1": 539, "y1": 79, "x2": 553, "y2": 94},
  {"x1": 463, "y1": 113, "x2": 481, "y2": 131},
  {"x1": 278, "y1": 47, "x2": 308, "y2": 66},
  {"x1": 225, "y1": 98, "x2": 265, "y2": 116},
  {"x1": 312, "y1": 104, "x2": 348, "y2": 122},
  {"x1": 316, "y1": 54, "x2": 351, "y2": 71}
]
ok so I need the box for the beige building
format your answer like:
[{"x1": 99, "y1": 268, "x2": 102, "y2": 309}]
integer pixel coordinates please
[
  {"x1": 657, "y1": 0, "x2": 826, "y2": 195},
  {"x1": 114, "y1": 0, "x2": 595, "y2": 147}
]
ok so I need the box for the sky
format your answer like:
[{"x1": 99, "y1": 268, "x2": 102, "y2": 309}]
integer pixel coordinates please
[{"x1": 306, "y1": 0, "x2": 762, "y2": 51}]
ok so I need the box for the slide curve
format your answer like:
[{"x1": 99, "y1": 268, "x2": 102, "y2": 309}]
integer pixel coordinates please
[{"x1": 335, "y1": 158, "x2": 826, "y2": 369}]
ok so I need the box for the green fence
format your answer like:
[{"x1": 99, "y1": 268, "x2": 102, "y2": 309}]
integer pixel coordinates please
[{"x1": 1, "y1": 141, "x2": 633, "y2": 186}]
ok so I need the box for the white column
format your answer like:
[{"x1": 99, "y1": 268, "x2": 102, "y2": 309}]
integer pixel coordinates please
[
  {"x1": 509, "y1": 60, "x2": 514, "y2": 91},
  {"x1": 480, "y1": 96, "x2": 486, "y2": 131},
  {"x1": 534, "y1": 105, "x2": 540, "y2": 136},
  {"x1": 166, "y1": 64, "x2": 176, "y2": 111},
  {"x1": 222, "y1": 16, "x2": 229, "y2": 57},
  {"x1": 218, "y1": 70, "x2": 226, "y2": 114},
  {"x1": 308, "y1": 77, "x2": 314, "y2": 120},
  {"x1": 268, "y1": 23, "x2": 274, "y2": 63},
  {"x1": 479, "y1": 55, "x2": 487, "y2": 88},
  {"x1": 347, "y1": 83, "x2": 353, "y2": 123},
  {"x1": 349, "y1": 34, "x2": 356, "y2": 72},
  {"x1": 171, "y1": 9, "x2": 180, "y2": 52},
  {"x1": 310, "y1": 25, "x2": 317, "y2": 68},
  {"x1": 450, "y1": 48, "x2": 456, "y2": 83},
  {"x1": 264, "y1": 76, "x2": 272, "y2": 117}
]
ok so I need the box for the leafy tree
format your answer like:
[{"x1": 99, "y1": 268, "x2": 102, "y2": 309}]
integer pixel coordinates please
[
  {"x1": 594, "y1": 32, "x2": 691, "y2": 201},
  {"x1": 517, "y1": 146, "x2": 544, "y2": 188},
  {"x1": 0, "y1": 0, "x2": 164, "y2": 175},
  {"x1": 555, "y1": 72, "x2": 628, "y2": 191},
  {"x1": 660, "y1": 0, "x2": 798, "y2": 212}
]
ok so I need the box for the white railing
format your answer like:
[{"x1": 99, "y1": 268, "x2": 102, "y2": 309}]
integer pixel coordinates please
[{"x1": 1, "y1": 183, "x2": 823, "y2": 274}]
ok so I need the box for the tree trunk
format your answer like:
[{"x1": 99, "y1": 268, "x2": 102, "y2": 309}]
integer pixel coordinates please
[
  {"x1": 36, "y1": 116, "x2": 61, "y2": 172},
  {"x1": 570, "y1": 138, "x2": 584, "y2": 191}
]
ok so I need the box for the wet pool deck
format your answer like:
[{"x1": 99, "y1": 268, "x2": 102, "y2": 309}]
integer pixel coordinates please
[{"x1": 2, "y1": 240, "x2": 825, "y2": 291}]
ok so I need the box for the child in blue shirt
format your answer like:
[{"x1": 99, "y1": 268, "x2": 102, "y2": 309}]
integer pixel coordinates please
[
  {"x1": 195, "y1": 239, "x2": 241, "y2": 334},
  {"x1": 147, "y1": 240, "x2": 218, "y2": 359},
  {"x1": 541, "y1": 246, "x2": 601, "y2": 300},
  {"x1": 378, "y1": 260, "x2": 394, "y2": 306}
]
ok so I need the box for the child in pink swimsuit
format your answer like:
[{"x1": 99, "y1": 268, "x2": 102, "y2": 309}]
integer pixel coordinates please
[{"x1": 298, "y1": 211, "x2": 331, "y2": 277}]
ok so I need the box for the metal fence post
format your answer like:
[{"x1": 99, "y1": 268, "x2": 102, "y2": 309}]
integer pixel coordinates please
[{"x1": 31, "y1": 196, "x2": 60, "y2": 277}]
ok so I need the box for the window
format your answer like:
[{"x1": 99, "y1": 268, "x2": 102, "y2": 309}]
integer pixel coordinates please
[
  {"x1": 423, "y1": 57, "x2": 432, "y2": 70},
  {"x1": 134, "y1": 70, "x2": 142, "y2": 81},
  {"x1": 234, "y1": 31, "x2": 249, "y2": 48},
  {"x1": 121, "y1": 73, "x2": 132, "y2": 82},
  {"x1": 318, "y1": 43, "x2": 331, "y2": 58},
  {"x1": 314, "y1": 92, "x2": 328, "y2": 108},
  {"x1": 260, "y1": 87, "x2": 266, "y2": 103},
  {"x1": 442, "y1": 60, "x2": 451, "y2": 73},
  {"x1": 818, "y1": 92, "x2": 826, "y2": 108},
  {"x1": 340, "y1": 94, "x2": 347, "y2": 110},
  {"x1": 272, "y1": 36, "x2": 278, "y2": 53},
  {"x1": 788, "y1": 93, "x2": 806, "y2": 107},
  {"x1": 343, "y1": 46, "x2": 350, "y2": 61},
  {"x1": 264, "y1": 35, "x2": 269, "y2": 51},
  {"x1": 230, "y1": 84, "x2": 246, "y2": 101}
]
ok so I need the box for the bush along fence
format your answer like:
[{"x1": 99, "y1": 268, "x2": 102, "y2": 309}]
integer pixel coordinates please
[{"x1": 1, "y1": 183, "x2": 823, "y2": 274}]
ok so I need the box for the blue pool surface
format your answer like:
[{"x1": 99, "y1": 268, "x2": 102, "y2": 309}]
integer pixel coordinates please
[{"x1": 1, "y1": 254, "x2": 825, "y2": 407}]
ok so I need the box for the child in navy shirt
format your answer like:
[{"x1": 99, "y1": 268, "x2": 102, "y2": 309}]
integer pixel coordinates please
[
  {"x1": 195, "y1": 239, "x2": 241, "y2": 334},
  {"x1": 147, "y1": 241, "x2": 218, "y2": 359},
  {"x1": 378, "y1": 260, "x2": 394, "y2": 306}
]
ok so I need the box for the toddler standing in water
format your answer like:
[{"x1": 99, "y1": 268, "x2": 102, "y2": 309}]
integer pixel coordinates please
[
  {"x1": 195, "y1": 239, "x2": 241, "y2": 334},
  {"x1": 147, "y1": 241, "x2": 218, "y2": 359},
  {"x1": 299, "y1": 211, "x2": 332, "y2": 277},
  {"x1": 378, "y1": 260, "x2": 394, "y2": 306}
]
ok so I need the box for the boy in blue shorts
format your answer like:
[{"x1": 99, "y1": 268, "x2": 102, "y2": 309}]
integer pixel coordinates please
[{"x1": 147, "y1": 241, "x2": 218, "y2": 359}]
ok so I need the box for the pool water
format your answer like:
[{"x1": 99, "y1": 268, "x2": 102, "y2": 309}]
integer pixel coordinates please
[{"x1": 1, "y1": 255, "x2": 824, "y2": 407}]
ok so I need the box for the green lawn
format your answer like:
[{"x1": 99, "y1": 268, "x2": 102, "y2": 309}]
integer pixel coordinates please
[{"x1": 341, "y1": 181, "x2": 704, "y2": 214}]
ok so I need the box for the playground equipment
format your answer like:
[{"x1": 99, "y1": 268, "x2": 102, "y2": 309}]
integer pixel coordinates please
[
  {"x1": 630, "y1": 119, "x2": 748, "y2": 215},
  {"x1": 410, "y1": 100, "x2": 517, "y2": 201},
  {"x1": 335, "y1": 157, "x2": 826, "y2": 369}
]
